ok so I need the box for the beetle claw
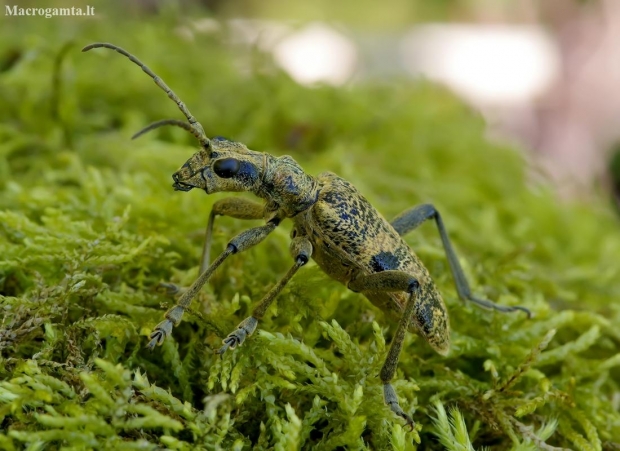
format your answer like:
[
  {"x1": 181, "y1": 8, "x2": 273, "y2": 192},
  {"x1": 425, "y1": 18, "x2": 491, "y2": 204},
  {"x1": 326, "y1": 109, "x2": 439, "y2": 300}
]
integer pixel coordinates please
[
  {"x1": 147, "y1": 331, "x2": 164, "y2": 350},
  {"x1": 147, "y1": 319, "x2": 174, "y2": 349},
  {"x1": 215, "y1": 336, "x2": 238, "y2": 355}
]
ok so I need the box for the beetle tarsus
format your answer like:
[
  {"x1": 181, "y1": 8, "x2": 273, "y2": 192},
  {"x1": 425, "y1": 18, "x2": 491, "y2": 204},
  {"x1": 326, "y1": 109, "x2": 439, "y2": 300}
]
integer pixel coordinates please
[
  {"x1": 384, "y1": 383, "x2": 416, "y2": 431},
  {"x1": 216, "y1": 316, "x2": 258, "y2": 355},
  {"x1": 147, "y1": 317, "x2": 176, "y2": 349}
]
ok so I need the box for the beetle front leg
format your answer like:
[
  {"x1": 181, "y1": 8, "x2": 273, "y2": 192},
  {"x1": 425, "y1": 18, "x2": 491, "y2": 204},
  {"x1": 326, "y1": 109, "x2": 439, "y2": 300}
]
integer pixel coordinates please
[
  {"x1": 148, "y1": 222, "x2": 277, "y2": 349},
  {"x1": 216, "y1": 236, "x2": 312, "y2": 355},
  {"x1": 199, "y1": 197, "x2": 266, "y2": 273},
  {"x1": 161, "y1": 197, "x2": 265, "y2": 296}
]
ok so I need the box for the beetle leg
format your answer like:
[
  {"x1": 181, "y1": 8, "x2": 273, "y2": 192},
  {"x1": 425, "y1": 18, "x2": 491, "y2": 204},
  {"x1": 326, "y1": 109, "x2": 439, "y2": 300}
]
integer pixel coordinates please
[
  {"x1": 216, "y1": 236, "x2": 312, "y2": 355},
  {"x1": 391, "y1": 203, "x2": 531, "y2": 318},
  {"x1": 160, "y1": 197, "x2": 265, "y2": 296},
  {"x1": 148, "y1": 222, "x2": 277, "y2": 349},
  {"x1": 348, "y1": 271, "x2": 420, "y2": 429},
  {"x1": 200, "y1": 198, "x2": 266, "y2": 273}
]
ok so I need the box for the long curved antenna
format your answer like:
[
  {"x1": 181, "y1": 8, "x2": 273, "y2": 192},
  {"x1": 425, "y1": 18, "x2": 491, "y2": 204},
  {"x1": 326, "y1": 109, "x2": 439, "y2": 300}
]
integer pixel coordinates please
[
  {"x1": 132, "y1": 119, "x2": 210, "y2": 147},
  {"x1": 82, "y1": 42, "x2": 210, "y2": 150}
]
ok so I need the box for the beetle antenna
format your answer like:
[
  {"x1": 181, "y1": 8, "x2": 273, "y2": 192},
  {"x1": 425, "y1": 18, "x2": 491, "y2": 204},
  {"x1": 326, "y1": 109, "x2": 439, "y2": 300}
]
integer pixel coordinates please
[
  {"x1": 82, "y1": 42, "x2": 210, "y2": 150},
  {"x1": 132, "y1": 119, "x2": 210, "y2": 148}
]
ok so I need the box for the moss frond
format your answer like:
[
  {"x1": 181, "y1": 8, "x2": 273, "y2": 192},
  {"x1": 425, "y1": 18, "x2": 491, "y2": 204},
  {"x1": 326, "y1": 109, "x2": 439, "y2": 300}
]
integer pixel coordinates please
[{"x1": 431, "y1": 400, "x2": 477, "y2": 451}]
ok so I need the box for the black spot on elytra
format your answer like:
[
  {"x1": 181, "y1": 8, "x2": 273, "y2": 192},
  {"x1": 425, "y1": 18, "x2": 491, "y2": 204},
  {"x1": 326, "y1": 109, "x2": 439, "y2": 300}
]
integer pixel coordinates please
[
  {"x1": 370, "y1": 251, "x2": 400, "y2": 272},
  {"x1": 416, "y1": 300, "x2": 435, "y2": 335}
]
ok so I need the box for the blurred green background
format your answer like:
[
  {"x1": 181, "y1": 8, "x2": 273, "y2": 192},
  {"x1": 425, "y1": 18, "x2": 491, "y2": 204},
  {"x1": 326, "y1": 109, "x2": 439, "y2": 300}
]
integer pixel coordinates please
[{"x1": 1, "y1": 1, "x2": 619, "y2": 450}]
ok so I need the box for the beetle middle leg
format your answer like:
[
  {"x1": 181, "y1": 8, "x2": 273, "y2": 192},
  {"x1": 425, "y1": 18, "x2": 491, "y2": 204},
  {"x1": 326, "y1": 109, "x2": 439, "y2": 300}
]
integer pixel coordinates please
[
  {"x1": 348, "y1": 271, "x2": 421, "y2": 429},
  {"x1": 216, "y1": 236, "x2": 313, "y2": 354},
  {"x1": 391, "y1": 203, "x2": 531, "y2": 317},
  {"x1": 161, "y1": 197, "x2": 265, "y2": 296}
]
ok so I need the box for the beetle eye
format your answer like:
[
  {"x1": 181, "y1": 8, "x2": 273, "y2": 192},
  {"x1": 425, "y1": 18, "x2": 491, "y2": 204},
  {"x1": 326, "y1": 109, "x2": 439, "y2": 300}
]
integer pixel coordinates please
[{"x1": 213, "y1": 158, "x2": 240, "y2": 178}]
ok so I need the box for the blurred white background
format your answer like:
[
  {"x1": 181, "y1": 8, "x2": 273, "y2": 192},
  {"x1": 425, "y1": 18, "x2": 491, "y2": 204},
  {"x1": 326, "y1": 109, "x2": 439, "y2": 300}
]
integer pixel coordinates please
[{"x1": 189, "y1": 0, "x2": 620, "y2": 201}]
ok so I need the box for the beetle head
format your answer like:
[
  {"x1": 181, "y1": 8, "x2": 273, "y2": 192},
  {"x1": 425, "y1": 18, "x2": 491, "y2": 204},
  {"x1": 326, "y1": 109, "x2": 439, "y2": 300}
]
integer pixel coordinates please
[{"x1": 172, "y1": 137, "x2": 263, "y2": 195}]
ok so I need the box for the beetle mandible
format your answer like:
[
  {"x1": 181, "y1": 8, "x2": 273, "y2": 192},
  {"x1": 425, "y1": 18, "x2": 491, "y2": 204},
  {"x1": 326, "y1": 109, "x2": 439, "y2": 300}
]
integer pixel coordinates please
[{"x1": 82, "y1": 42, "x2": 531, "y2": 428}]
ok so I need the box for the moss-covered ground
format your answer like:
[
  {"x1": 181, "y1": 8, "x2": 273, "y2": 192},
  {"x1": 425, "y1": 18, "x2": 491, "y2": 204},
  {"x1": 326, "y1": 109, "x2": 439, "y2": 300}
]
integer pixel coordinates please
[{"x1": 1, "y1": 7, "x2": 619, "y2": 451}]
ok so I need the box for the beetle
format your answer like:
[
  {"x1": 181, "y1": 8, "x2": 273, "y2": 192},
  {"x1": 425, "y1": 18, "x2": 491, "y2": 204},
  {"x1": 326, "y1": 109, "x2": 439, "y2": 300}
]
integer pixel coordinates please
[{"x1": 82, "y1": 42, "x2": 531, "y2": 428}]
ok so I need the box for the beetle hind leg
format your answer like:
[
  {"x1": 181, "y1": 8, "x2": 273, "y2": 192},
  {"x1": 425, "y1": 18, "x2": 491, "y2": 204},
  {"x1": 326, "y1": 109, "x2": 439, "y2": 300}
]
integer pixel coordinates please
[{"x1": 391, "y1": 203, "x2": 532, "y2": 318}]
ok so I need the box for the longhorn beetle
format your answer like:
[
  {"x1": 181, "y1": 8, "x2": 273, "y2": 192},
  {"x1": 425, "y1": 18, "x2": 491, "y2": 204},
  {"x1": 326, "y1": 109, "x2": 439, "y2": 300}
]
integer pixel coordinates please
[{"x1": 82, "y1": 42, "x2": 531, "y2": 429}]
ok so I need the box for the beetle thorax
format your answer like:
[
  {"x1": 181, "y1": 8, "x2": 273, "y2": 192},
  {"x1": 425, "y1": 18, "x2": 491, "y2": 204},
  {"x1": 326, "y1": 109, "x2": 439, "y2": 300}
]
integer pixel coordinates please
[{"x1": 258, "y1": 154, "x2": 318, "y2": 217}]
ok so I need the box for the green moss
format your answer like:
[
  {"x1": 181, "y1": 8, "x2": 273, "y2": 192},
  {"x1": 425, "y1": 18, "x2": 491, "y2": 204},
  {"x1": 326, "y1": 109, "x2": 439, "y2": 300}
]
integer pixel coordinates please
[{"x1": 1, "y1": 7, "x2": 620, "y2": 451}]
